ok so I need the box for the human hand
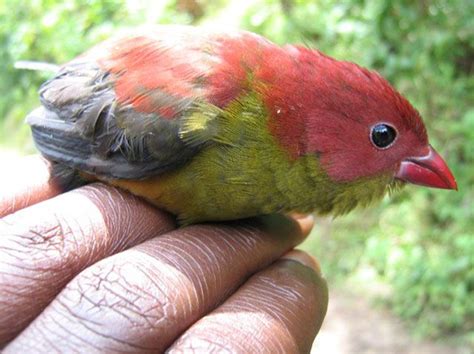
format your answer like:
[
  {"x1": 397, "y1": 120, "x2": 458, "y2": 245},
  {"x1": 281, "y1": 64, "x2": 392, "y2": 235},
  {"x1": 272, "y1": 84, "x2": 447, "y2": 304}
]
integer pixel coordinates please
[{"x1": 0, "y1": 156, "x2": 328, "y2": 353}]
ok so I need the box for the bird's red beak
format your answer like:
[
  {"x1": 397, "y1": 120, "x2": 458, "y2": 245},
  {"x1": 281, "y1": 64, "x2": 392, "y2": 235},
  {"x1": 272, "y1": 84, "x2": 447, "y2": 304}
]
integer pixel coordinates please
[{"x1": 395, "y1": 145, "x2": 457, "y2": 190}]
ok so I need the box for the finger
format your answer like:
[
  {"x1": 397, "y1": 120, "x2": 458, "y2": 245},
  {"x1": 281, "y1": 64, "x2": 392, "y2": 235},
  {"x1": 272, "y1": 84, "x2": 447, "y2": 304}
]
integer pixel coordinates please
[
  {"x1": 281, "y1": 248, "x2": 322, "y2": 276},
  {"x1": 169, "y1": 250, "x2": 328, "y2": 353},
  {"x1": 288, "y1": 213, "x2": 314, "y2": 236},
  {"x1": 5, "y1": 214, "x2": 311, "y2": 353},
  {"x1": 0, "y1": 155, "x2": 62, "y2": 217},
  {"x1": 0, "y1": 183, "x2": 175, "y2": 345}
]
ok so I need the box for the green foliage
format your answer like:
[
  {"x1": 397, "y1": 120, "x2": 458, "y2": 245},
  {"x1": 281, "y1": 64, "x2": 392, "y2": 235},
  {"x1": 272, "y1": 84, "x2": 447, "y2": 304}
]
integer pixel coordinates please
[{"x1": 0, "y1": 0, "x2": 472, "y2": 340}]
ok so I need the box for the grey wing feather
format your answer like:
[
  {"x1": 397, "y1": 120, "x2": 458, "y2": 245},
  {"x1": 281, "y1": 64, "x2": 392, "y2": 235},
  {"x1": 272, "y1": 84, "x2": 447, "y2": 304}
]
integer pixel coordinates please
[{"x1": 27, "y1": 62, "x2": 201, "y2": 179}]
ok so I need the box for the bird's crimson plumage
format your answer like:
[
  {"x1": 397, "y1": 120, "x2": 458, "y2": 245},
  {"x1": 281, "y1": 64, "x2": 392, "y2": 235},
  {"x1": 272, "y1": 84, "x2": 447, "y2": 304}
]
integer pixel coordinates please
[{"x1": 27, "y1": 25, "x2": 457, "y2": 224}]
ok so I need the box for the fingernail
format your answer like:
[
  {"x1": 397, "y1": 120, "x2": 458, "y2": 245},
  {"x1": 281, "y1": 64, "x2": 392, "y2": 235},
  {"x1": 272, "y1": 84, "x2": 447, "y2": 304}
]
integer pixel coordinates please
[
  {"x1": 288, "y1": 213, "x2": 314, "y2": 237},
  {"x1": 281, "y1": 249, "x2": 322, "y2": 276}
]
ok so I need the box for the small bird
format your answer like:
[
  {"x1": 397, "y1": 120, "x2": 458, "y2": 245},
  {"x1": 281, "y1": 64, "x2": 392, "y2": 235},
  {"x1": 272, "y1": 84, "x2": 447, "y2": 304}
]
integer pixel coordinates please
[{"x1": 27, "y1": 25, "x2": 457, "y2": 225}]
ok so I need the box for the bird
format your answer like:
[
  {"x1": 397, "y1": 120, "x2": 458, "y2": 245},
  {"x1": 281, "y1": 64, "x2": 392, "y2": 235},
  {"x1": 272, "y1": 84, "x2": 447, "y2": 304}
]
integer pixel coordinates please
[{"x1": 27, "y1": 25, "x2": 457, "y2": 225}]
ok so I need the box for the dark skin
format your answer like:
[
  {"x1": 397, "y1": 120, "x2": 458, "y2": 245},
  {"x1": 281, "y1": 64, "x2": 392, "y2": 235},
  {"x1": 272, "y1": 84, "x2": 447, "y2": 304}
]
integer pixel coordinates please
[{"x1": 0, "y1": 156, "x2": 328, "y2": 353}]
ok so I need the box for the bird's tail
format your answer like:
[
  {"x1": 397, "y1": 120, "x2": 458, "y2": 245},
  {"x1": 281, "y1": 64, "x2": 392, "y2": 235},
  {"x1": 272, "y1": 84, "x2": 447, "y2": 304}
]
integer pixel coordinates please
[{"x1": 27, "y1": 107, "x2": 88, "y2": 192}]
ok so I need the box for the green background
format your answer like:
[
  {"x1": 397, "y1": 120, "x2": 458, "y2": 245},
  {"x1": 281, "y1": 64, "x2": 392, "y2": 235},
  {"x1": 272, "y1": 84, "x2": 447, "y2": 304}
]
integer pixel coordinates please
[{"x1": 0, "y1": 0, "x2": 472, "y2": 344}]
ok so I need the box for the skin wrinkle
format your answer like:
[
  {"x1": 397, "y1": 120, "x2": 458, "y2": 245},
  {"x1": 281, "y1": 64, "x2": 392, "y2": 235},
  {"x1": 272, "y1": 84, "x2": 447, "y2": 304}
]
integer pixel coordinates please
[
  {"x1": 253, "y1": 279, "x2": 309, "y2": 325},
  {"x1": 111, "y1": 257, "x2": 173, "y2": 316},
  {"x1": 236, "y1": 299, "x2": 291, "y2": 331},
  {"x1": 101, "y1": 266, "x2": 168, "y2": 327},
  {"x1": 76, "y1": 302, "x2": 161, "y2": 338},
  {"x1": 181, "y1": 236, "x2": 222, "y2": 297},
  {"x1": 181, "y1": 239, "x2": 211, "y2": 311},
  {"x1": 2, "y1": 225, "x2": 64, "y2": 266},
  {"x1": 1, "y1": 218, "x2": 83, "y2": 342},
  {"x1": 31, "y1": 326, "x2": 64, "y2": 354},
  {"x1": 233, "y1": 293, "x2": 280, "y2": 317},
  {"x1": 171, "y1": 337, "x2": 234, "y2": 354},
  {"x1": 51, "y1": 219, "x2": 88, "y2": 269},
  {"x1": 232, "y1": 281, "x2": 300, "y2": 330},
  {"x1": 156, "y1": 240, "x2": 206, "y2": 318},
  {"x1": 74, "y1": 265, "x2": 137, "y2": 316},
  {"x1": 171, "y1": 312, "x2": 289, "y2": 354},
  {"x1": 2, "y1": 194, "x2": 103, "y2": 272},
  {"x1": 60, "y1": 254, "x2": 182, "y2": 350},
  {"x1": 11, "y1": 302, "x2": 85, "y2": 354},
  {"x1": 55, "y1": 296, "x2": 103, "y2": 326},
  {"x1": 28, "y1": 228, "x2": 62, "y2": 251},
  {"x1": 232, "y1": 227, "x2": 260, "y2": 249},
  {"x1": 170, "y1": 260, "x2": 326, "y2": 354},
  {"x1": 0, "y1": 183, "x2": 175, "y2": 345},
  {"x1": 0, "y1": 247, "x2": 30, "y2": 263},
  {"x1": 214, "y1": 231, "x2": 240, "y2": 255},
  {"x1": 133, "y1": 260, "x2": 180, "y2": 317},
  {"x1": 160, "y1": 249, "x2": 200, "y2": 317},
  {"x1": 139, "y1": 225, "x2": 263, "y2": 316},
  {"x1": 70, "y1": 214, "x2": 94, "y2": 258},
  {"x1": 1, "y1": 273, "x2": 66, "y2": 305},
  {"x1": 258, "y1": 276, "x2": 302, "y2": 301},
  {"x1": 16, "y1": 257, "x2": 170, "y2": 353},
  {"x1": 160, "y1": 238, "x2": 204, "y2": 274},
  {"x1": 80, "y1": 187, "x2": 114, "y2": 249},
  {"x1": 48, "y1": 306, "x2": 105, "y2": 351},
  {"x1": 234, "y1": 313, "x2": 284, "y2": 351},
  {"x1": 86, "y1": 185, "x2": 170, "y2": 255},
  {"x1": 135, "y1": 265, "x2": 180, "y2": 326},
  {"x1": 93, "y1": 282, "x2": 145, "y2": 320},
  {"x1": 0, "y1": 268, "x2": 51, "y2": 284}
]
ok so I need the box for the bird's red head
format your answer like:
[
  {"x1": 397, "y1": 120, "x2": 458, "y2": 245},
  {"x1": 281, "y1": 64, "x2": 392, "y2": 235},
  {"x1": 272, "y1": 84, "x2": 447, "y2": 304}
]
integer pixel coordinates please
[{"x1": 264, "y1": 46, "x2": 457, "y2": 190}]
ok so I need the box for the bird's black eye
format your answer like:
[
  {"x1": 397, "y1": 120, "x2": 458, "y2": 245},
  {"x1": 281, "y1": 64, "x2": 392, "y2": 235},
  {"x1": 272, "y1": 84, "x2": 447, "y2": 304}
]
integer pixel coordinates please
[{"x1": 371, "y1": 123, "x2": 397, "y2": 149}]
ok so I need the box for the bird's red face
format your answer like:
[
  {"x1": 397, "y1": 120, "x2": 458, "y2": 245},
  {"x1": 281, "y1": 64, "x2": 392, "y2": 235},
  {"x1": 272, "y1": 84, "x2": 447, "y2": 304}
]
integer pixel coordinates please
[
  {"x1": 266, "y1": 47, "x2": 457, "y2": 190},
  {"x1": 310, "y1": 61, "x2": 457, "y2": 190}
]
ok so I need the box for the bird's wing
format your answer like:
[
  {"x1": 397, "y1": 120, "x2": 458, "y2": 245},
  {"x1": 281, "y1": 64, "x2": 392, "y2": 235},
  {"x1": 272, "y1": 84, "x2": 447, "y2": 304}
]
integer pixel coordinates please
[{"x1": 27, "y1": 28, "x2": 225, "y2": 179}]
